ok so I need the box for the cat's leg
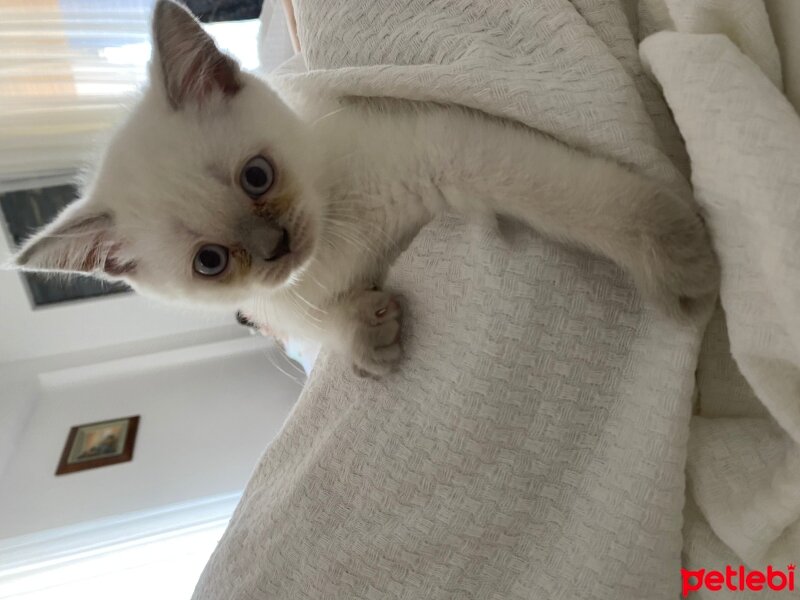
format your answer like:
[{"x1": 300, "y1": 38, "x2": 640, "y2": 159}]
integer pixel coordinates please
[
  {"x1": 405, "y1": 108, "x2": 720, "y2": 316},
  {"x1": 483, "y1": 168, "x2": 719, "y2": 316},
  {"x1": 325, "y1": 288, "x2": 404, "y2": 377},
  {"x1": 428, "y1": 118, "x2": 719, "y2": 315}
]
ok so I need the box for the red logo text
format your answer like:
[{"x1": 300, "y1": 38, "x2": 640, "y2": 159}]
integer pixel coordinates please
[{"x1": 681, "y1": 565, "x2": 795, "y2": 596}]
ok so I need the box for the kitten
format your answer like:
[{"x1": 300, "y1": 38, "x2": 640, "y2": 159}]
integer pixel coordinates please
[{"x1": 9, "y1": 0, "x2": 718, "y2": 376}]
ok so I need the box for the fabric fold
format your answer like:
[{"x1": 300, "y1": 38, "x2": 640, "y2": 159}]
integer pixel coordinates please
[{"x1": 642, "y1": 26, "x2": 800, "y2": 574}]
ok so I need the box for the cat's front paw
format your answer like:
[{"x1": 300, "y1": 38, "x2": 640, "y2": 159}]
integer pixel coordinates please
[
  {"x1": 637, "y1": 192, "x2": 720, "y2": 317},
  {"x1": 346, "y1": 290, "x2": 403, "y2": 377}
]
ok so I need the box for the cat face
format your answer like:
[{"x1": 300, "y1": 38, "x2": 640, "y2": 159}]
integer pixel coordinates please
[{"x1": 10, "y1": 0, "x2": 322, "y2": 307}]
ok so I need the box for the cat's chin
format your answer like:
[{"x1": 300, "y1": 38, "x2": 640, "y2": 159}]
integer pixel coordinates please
[{"x1": 254, "y1": 257, "x2": 303, "y2": 288}]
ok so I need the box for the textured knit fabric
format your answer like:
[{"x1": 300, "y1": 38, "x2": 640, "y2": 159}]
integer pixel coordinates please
[
  {"x1": 192, "y1": 1, "x2": 797, "y2": 598},
  {"x1": 641, "y1": 18, "x2": 800, "y2": 600}
]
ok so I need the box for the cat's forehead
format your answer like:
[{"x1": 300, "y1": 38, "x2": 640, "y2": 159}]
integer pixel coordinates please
[
  {"x1": 123, "y1": 98, "x2": 239, "y2": 159},
  {"x1": 89, "y1": 77, "x2": 307, "y2": 225},
  {"x1": 96, "y1": 107, "x2": 232, "y2": 200}
]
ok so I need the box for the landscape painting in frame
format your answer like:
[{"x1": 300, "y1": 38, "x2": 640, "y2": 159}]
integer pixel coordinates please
[{"x1": 56, "y1": 416, "x2": 140, "y2": 475}]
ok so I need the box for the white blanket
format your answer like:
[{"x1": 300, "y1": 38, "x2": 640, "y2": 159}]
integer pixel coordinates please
[
  {"x1": 192, "y1": 2, "x2": 799, "y2": 598},
  {"x1": 640, "y1": 2, "x2": 800, "y2": 590}
]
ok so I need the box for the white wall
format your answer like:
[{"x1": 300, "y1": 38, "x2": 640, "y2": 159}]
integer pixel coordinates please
[{"x1": 0, "y1": 336, "x2": 301, "y2": 539}]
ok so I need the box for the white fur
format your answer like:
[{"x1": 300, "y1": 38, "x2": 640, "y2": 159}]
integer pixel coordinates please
[{"x1": 11, "y1": 0, "x2": 718, "y2": 376}]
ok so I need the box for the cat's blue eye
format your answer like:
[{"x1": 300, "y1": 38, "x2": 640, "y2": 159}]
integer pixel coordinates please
[
  {"x1": 193, "y1": 244, "x2": 229, "y2": 277},
  {"x1": 240, "y1": 155, "x2": 275, "y2": 198}
]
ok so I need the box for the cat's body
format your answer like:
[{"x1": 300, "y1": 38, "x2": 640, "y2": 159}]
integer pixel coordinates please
[
  {"x1": 249, "y1": 96, "x2": 717, "y2": 373},
  {"x1": 10, "y1": 1, "x2": 719, "y2": 376}
]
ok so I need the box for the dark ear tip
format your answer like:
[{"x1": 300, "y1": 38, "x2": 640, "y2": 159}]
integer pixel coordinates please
[
  {"x1": 153, "y1": 0, "x2": 172, "y2": 17},
  {"x1": 153, "y1": 0, "x2": 192, "y2": 24},
  {"x1": 9, "y1": 248, "x2": 29, "y2": 268},
  {"x1": 155, "y1": 0, "x2": 184, "y2": 11}
]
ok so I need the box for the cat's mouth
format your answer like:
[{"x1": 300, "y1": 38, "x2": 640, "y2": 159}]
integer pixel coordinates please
[
  {"x1": 250, "y1": 213, "x2": 317, "y2": 288},
  {"x1": 264, "y1": 227, "x2": 291, "y2": 262}
]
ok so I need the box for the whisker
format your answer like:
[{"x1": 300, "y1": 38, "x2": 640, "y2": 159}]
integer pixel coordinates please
[
  {"x1": 278, "y1": 344, "x2": 306, "y2": 376},
  {"x1": 264, "y1": 343, "x2": 304, "y2": 386},
  {"x1": 326, "y1": 229, "x2": 375, "y2": 257},
  {"x1": 289, "y1": 287, "x2": 326, "y2": 318},
  {"x1": 310, "y1": 106, "x2": 347, "y2": 128}
]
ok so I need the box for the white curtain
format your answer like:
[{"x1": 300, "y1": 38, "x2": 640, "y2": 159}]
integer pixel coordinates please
[
  {"x1": 0, "y1": 2, "x2": 152, "y2": 190},
  {"x1": 0, "y1": 0, "x2": 293, "y2": 193},
  {"x1": 258, "y1": 0, "x2": 297, "y2": 71}
]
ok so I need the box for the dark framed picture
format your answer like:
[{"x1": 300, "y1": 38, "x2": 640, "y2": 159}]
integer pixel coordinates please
[{"x1": 56, "y1": 416, "x2": 140, "y2": 476}]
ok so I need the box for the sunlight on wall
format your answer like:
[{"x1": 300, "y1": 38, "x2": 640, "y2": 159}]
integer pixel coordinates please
[{"x1": 0, "y1": 521, "x2": 227, "y2": 600}]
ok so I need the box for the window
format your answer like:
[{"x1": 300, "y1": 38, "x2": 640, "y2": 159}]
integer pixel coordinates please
[{"x1": 1, "y1": 184, "x2": 130, "y2": 306}]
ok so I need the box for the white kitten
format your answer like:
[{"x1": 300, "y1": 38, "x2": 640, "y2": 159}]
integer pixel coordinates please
[{"x1": 10, "y1": 0, "x2": 718, "y2": 376}]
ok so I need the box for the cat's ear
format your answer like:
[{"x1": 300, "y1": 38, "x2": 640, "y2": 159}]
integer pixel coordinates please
[
  {"x1": 151, "y1": 0, "x2": 241, "y2": 109},
  {"x1": 10, "y1": 207, "x2": 136, "y2": 279}
]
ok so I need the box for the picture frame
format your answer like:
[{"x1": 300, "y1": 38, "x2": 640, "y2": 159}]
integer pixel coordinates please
[{"x1": 55, "y1": 416, "x2": 140, "y2": 475}]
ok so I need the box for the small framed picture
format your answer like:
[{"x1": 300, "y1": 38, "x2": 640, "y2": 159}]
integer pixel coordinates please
[{"x1": 56, "y1": 416, "x2": 140, "y2": 476}]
